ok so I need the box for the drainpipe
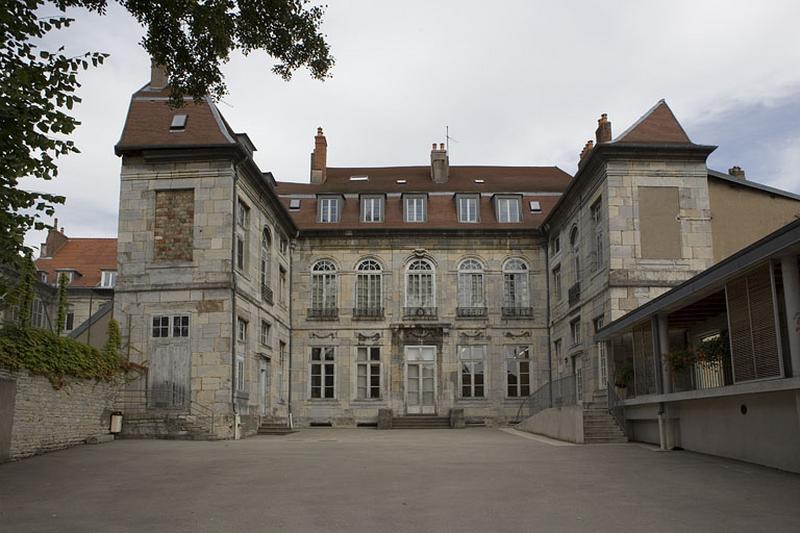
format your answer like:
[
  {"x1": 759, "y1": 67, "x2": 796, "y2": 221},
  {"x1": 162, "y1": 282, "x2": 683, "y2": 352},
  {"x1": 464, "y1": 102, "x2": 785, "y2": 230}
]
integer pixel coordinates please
[
  {"x1": 230, "y1": 173, "x2": 240, "y2": 438},
  {"x1": 544, "y1": 231, "x2": 553, "y2": 409},
  {"x1": 286, "y1": 230, "x2": 299, "y2": 429}
]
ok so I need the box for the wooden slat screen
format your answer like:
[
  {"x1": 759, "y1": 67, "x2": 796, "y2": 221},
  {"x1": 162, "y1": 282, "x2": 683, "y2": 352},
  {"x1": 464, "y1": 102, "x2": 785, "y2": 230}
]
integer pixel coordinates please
[{"x1": 633, "y1": 323, "x2": 657, "y2": 396}]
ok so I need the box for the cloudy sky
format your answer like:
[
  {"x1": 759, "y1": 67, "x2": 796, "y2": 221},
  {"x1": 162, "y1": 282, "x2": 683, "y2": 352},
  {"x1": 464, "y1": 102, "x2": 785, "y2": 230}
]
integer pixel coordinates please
[{"x1": 24, "y1": 0, "x2": 800, "y2": 249}]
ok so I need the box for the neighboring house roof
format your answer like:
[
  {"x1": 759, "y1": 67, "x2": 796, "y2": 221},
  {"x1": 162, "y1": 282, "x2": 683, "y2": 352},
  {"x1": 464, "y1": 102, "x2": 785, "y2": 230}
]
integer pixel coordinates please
[
  {"x1": 275, "y1": 166, "x2": 570, "y2": 231},
  {"x1": 707, "y1": 169, "x2": 800, "y2": 201},
  {"x1": 36, "y1": 238, "x2": 117, "y2": 288},
  {"x1": 612, "y1": 99, "x2": 694, "y2": 145}
]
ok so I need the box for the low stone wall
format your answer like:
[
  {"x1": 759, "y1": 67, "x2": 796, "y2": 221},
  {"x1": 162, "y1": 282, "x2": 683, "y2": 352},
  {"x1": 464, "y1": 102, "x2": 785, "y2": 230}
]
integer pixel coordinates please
[
  {"x1": 0, "y1": 368, "x2": 117, "y2": 461},
  {"x1": 516, "y1": 405, "x2": 584, "y2": 443}
]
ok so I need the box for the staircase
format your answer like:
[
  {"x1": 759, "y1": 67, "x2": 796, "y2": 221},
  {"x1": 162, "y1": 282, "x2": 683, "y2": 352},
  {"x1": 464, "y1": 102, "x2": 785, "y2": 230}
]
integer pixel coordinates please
[
  {"x1": 392, "y1": 415, "x2": 451, "y2": 429},
  {"x1": 257, "y1": 418, "x2": 297, "y2": 436},
  {"x1": 582, "y1": 396, "x2": 627, "y2": 443}
]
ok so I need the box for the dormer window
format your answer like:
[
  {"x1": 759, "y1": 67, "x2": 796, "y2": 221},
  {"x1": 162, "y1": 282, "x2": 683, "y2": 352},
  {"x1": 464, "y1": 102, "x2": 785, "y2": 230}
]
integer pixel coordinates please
[
  {"x1": 360, "y1": 195, "x2": 384, "y2": 223},
  {"x1": 457, "y1": 194, "x2": 479, "y2": 223},
  {"x1": 100, "y1": 270, "x2": 117, "y2": 288},
  {"x1": 496, "y1": 196, "x2": 522, "y2": 223},
  {"x1": 170, "y1": 114, "x2": 187, "y2": 131},
  {"x1": 318, "y1": 196, "x2": 341, "y2": 223},
  {"x1": 404, "y1": 194, "x2": 427, "y2": 223},
  {"x1": 56, "y1": 270, "x2": 77, "y2": 283}
]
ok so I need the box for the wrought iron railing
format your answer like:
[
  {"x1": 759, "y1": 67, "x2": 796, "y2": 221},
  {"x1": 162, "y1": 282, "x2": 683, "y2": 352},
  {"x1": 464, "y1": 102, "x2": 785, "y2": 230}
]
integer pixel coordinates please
[
  {"x1": 114, "y1": 387, "x2": 216, "y2": 435},
  {"x1": 568, "y1": 282, "x2": 581, "y2": 307},
  {"x1": 515, "y1": 374, "x2": 577, "y2": 421},
  {"x1": 262, "y1": 285, "x2": 274, "y2": 305},
  {"x1": 501, "y1": 306, "x2": 533, "y2": 318},
  {"x1": 403, "y1": 306, "x2": 437, "y2": 319},
  {"x1": 352, "y1": 307, "x2": 384, "y2": 320},
  {"x1": 307, "y1": 308, "x2": 338, "y2": 320},
  {"x1": 457, "y1": 306, "x2": 487, "y2": 318},
  {"x1": 607, "y1": 381, "x2": 626, "y2": 437}
]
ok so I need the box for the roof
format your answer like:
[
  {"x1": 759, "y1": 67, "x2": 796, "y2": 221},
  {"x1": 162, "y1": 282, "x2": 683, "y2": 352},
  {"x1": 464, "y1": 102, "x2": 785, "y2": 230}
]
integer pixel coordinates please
[
  {"x1": 707, "y1": 169, "x2": 800, "y2": 201},
  {"x1": 613, "y1": 99, "x2": 694, "y2": 145},
  {"x1": 36, "y1": 238, "x2": 117, "y2": 288},
  {"x1": 596, "y1": 218, "x2": 800, "y2": 340},
  {"x1": 115, "y1": 84, "x2": 236, "y2": 154},
  {"x1": 275, "y1": 166, "x2": 570, "y2": 231}
]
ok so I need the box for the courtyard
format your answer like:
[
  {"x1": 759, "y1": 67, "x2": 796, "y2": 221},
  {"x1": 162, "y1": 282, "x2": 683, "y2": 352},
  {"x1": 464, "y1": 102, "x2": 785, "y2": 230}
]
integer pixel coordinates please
[{"x1": 1, "y1": 428, "x2": 799, "y2": 532}]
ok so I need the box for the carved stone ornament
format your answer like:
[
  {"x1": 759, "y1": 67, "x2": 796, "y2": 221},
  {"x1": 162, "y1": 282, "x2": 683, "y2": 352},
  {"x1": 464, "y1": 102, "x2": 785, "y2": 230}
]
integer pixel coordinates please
[
  {"x1": 504, "y1": 330, "x2": 531, "y2": 338},
  {"x1": 356, "y1": 332, "x2": 381, "y2": 342},
  {"x1": 412, "y1": 248, "x2": 429, "y2": 258},
  {"x1": 409, "y1": 328, "x2": 433, "y2": 339},
  {"x1": 459, "y1": 330, "x2": 484, "y2": 339},
  {"x1": 310, "y1": 331, "x2": 336, "y2": 339}
]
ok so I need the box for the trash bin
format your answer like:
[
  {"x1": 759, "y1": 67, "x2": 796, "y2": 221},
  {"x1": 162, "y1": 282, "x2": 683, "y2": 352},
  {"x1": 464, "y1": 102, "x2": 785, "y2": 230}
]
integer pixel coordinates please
[{"x1": 110, "y1": 411, "x2": 123, "y2": 434}]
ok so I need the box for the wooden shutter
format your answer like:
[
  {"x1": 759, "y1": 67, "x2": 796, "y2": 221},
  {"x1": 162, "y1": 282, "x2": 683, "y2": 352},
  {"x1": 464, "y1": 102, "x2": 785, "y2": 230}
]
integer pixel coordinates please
[
  {"x1": 633, "y1": 323, "x2": 657, "y2": 396},
  {"x1": 726, "y1": 263, "x2": 782, "y2": 383}
]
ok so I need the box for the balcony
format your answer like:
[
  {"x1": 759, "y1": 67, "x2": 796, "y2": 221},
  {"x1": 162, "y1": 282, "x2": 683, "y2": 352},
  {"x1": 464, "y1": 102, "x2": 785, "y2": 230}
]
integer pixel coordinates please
[
  {"x1": 262, "y1": 285, "x2": 274, "y2": 305},
  {"x1": 403, "y1": 306, "x2": 437, "y2": 320},
  {"x1": 457, "y1": 306, "x2": 487, "y2": 318},
  {"x1": 307, "y1": 308, "x2": 338, "y2": 321},
  {"x1": 352, "y1": 307, "x2": 384, "y2": 320},
  {"x1": 501, "y1": 306, "x2": 534, "y2": 319},
  {"x1": 568, "y1": 282, "x2": 581, "y2": 307}
]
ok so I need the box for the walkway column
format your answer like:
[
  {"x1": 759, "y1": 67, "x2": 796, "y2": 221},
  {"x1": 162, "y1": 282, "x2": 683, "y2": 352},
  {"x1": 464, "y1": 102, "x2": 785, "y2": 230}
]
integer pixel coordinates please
[
  {"x1": 781, "y1": 255, "x2": 800, "y2": 376},
  {"x1": 656, "y1": 314, "x2": 674, "y2": 450}
]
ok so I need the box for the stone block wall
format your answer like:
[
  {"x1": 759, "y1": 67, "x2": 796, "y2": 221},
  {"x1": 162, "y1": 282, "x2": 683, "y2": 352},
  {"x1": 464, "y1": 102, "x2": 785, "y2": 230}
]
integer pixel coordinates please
[{"x1": 0, "y1": 368, "x2": 117, "y2": 461}]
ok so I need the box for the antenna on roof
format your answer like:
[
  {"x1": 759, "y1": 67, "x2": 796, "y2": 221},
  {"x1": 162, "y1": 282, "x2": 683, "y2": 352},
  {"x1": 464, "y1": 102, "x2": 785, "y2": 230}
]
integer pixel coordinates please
[{"x1": 445, "y1": 125, "x2": 459, "y2": 155}]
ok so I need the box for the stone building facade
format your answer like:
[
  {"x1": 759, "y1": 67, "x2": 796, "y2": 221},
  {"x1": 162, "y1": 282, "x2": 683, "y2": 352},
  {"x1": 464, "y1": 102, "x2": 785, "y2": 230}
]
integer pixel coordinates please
[{"x1": 111, "y1": 68, "x2": 800, "y2": 437}]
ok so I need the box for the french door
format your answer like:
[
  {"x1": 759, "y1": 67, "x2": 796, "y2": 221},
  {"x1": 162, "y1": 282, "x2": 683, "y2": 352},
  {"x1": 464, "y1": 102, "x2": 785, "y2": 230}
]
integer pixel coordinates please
[{"x1": 405, "y1": 346, "x2": 436, "y2": 414}]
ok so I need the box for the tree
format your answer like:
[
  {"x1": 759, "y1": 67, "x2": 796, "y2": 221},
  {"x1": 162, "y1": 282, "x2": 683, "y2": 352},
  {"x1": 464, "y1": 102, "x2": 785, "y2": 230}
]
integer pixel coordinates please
[{"x1": 0, "y1": 1, "x2": 334, "y2": 281}]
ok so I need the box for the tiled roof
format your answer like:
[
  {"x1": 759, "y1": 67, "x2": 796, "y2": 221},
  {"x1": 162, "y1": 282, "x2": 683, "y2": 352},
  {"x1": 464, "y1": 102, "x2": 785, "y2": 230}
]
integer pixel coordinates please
[
  {"x1": 36, "y1": 238, "x2": 117, "y2": 287},
  {"x1": 276, "y1": 166, "x2": 570, "y2": 231},
  {"x1": 613, "y1": 99, "x2": 693, "y2": 145}
]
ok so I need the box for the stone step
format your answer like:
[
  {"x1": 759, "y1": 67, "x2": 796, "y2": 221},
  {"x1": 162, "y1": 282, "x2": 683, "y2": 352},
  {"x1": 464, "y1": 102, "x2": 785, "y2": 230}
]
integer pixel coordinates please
[
  {"x1": 257, "y1": 428, "x2": 297, "y2": 435},
  {"x1": 392, "y1": 416, "x2": 450, "y2": 429}
]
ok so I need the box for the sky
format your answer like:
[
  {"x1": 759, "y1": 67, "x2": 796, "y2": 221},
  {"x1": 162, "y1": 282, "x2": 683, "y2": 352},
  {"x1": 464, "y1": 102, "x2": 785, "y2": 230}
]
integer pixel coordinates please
[{"x1": 23, "y1": 0, "x2": 800, "y2": 250}]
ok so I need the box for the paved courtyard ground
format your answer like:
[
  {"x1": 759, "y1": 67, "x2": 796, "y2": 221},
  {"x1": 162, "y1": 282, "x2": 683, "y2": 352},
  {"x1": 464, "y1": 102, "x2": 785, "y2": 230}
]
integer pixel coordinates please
[{"x1": 1, "y1": 428, "x2": 799, "y2": 533}]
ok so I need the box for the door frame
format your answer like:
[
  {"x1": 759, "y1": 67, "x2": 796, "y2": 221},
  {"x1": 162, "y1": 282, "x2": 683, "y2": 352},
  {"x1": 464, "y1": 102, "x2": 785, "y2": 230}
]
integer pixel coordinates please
[
  {"x1": 259, "y1": 356, "x2": 271, "y2": 416},
  {"x1": 403, "y1": 345, "x2": 437, "y2": 415}
]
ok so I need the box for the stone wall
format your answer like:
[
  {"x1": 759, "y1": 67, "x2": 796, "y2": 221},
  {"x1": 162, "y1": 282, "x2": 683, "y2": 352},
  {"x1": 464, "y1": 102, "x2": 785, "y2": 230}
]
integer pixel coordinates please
[{"x1": 0, "y1": 368, "x2": 117, "y2": 461}]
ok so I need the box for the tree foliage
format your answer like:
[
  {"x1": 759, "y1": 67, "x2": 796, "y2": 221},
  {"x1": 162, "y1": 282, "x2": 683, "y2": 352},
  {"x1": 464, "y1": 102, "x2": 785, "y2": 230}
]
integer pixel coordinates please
[
  {"x1": 55, "y1": 272, "x2": 68, "y2": 335},
  {"x1": 1, "y1": 0, "x2": 333, "y2": 274}
]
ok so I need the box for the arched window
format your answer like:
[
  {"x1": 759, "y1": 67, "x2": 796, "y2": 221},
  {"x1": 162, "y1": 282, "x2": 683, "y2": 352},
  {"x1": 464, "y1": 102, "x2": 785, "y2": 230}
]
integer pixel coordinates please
[
  {"x1": 311, "y1": 260, "x2": 337, "y2": 316},
  {"x1": 405, "y1": 259, "x2": 435, "y2": 309},
  {"x1": 260, "y1": 228, "x2": 272, "y2": 302},
  {"x1": 355, "y1": 259, "x2": 383, "y2": 318},
  {"x1": 503, "y1": 258, "x2": 530, "y2": 310},
  {"x1": 457, "y1": 259, "x2": 485, "y2": 315}
]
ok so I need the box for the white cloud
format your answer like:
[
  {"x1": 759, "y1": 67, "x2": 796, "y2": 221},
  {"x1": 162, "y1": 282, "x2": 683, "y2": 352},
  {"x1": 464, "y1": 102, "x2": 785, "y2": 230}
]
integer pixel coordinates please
[{"x1": 22, "y1": 0, "x2": 800, "y2": 248}]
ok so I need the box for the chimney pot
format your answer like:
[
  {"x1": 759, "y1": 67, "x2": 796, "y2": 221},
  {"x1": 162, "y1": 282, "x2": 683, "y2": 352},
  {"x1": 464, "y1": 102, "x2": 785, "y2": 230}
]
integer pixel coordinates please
[
  {"x1": 728, "y1": 166, "x2": 746, "y2": 179},
  {"x1": 595, "y1": 113, "x2": 612, "y2": 144},
  {"x1": 150, "y1": 60, "x2": 168, "y2": 90},
  {"x1": 439, "y1": 143, "x2": 444, "y2": 150},
  {"x1": 432, "y1": 143, "x2": 437, "y2": 150},
  {"x1": 430, "y1": 142, "x2": 449, "y2": 183}
]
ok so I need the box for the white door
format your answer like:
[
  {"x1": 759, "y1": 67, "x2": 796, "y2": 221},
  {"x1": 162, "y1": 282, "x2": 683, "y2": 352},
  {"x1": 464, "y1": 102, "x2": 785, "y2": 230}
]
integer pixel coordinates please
[
  {"x1": 259, "y1": 358, "x2": 271, "y2": 416},
  {"x1": 405, "y1": 346, "x2": 436, "y2": 414}
]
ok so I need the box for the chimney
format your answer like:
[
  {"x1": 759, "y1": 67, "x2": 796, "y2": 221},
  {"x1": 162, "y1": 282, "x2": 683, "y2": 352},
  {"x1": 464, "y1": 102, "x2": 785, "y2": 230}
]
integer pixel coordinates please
[
  {"x1": 595, "y1": 113, "x2": 612, "y2": 144},
  {"x1": 430, "y1": 142, "x2": 449, "y2": 183},
  {"x1": 43, "y1": 218, "x2": 68, "y2": 258},
  {"x1": 150, "y1": 59, "x2": 168, "y2": 90},
  {"x1": 310, "y1": 127, "x2": 328, "y2": 184},
  {"x1": 728, "y1": 166, "x2": 746, "y2": 179},
  {"x1": 579, "y1": 140, "x2": 594, "y2": 164}
]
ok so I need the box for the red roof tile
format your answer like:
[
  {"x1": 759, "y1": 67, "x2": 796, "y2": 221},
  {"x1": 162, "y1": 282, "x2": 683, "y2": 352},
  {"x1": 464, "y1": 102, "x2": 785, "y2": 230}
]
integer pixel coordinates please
[
  {"x1": 36, "y1": 238, "x2": 117, "y2": 287},
  {"x1": 613, "y1": 100, "x2": 693, "y2": 144}
]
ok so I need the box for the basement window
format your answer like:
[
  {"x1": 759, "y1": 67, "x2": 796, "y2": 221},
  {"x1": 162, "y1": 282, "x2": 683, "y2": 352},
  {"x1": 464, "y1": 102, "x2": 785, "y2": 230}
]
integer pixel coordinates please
[
  {"x1": 289, "y1": 199, "x2": 301, "y2": 210},
  {"x1": 529, "y1": 200, "x2": 542, "y2": 213},
  {"x1": 170, "y1": 114, "x2": 187, "y2": 131}
]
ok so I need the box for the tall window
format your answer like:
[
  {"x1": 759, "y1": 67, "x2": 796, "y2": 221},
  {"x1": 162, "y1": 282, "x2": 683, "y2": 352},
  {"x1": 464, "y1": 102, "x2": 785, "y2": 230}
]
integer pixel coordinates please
[
  {"x1": 236, "y1": 354, "x2": 246, "y2": 392},
  {"x1": 356, "y1": 346, "x2": 381, "y2": 399},
  {"x1": 496, "y1": 196, "x2": 521, "y2": 223},
  {"x1": 459, "y1": 345, "x2": 486, "y2": 398},
  {"x1": 237, "y1": 317, "x2": 248, "y2": 343},
  {"x1": 318, "y1": 196, "x2": 340, "y2": 223},
  {"x1": 31, "y1": 299, "x2": 46, "y2": 329},
  {"x1": 457, "y1": 259, "x2": 485, "y2": 309},
  {"x1": 506, "y1": 345, "x2": 531, "y2": 397},
  {"x1": 361, "y1": 196, "x2": 384, "y2": 223},
  {"x1": 406, "y1": 259, "x2": 435, "y2": 308},
  {"x1": 310, "y1": 347, "x2": 335, "y2": 399},
  {"x1": 552, "y1": 265, "x2": 562, "y2": 300},
  {"x1": 278, "y1": 341, "x2": 287, "y2": 401},
  {"x1": 590, "y1": 198, "x2": 604, "y2": 271},
  {"x1": 355, "y1": 259, "x2": 382, "y2": 314},
  {"x1": 404, "y1": 195, "x2": 427, "y2": 222},
  {"x1": 311, "y1": 260, "x2": 337, "y2": 311},
  {"x1": 260, "y1": 228, "x2": 272, "y2": 301},
  {"x1": 570, "y1": 318, "x2": 582, "y2": 346},
  {"x1": 594, "y1": 316, "x2": 607, "y2": 389},
  {"x1": 569, "y1": 225, "x2": 580, "y2": 282},
  {"x1": 260, "y1": 320, "x2": 272, "y2": 347},
  {"x1": 236, "y1": 198, "x2": 249, "y2": 272},
  {"x1": 503, "y1": 258, "x2": 530, "y2": 308},
  {"x1": 100, "y1": 270, "x2": 117, "y2": 288},
  {"x1": 64, "y1": 305, "x2": 75, "y2": 331},
  {"x1": 279, "y1": 267, "x2": 287, "y2": 304},
  {"x1": 457, "y1": 195, "x2": 479, "y2": 223}
]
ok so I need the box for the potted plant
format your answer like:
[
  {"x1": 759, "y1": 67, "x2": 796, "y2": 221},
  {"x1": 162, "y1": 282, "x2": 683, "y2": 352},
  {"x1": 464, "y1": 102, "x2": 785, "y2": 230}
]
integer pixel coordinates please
[
  {"x1": 668, "y1": 349, "x2": 696, "y2": 372},
  {"x1": 695, "y1": 336, "x2": 729, "y2": 366},
  {"x1": 615, "y1": 361, "x2": 634, "y2": 389}
]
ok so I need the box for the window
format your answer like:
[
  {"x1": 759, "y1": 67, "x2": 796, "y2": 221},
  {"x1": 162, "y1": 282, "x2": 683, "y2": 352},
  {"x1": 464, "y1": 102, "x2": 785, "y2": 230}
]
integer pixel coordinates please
[
  {"x1": 279, "y1": 237, "x2": 288, "y2": 255},
  {"x1": 279, "y1": 267, "x2": 287, "y2": 304},
  {"x1": 260, "y1": 228, "x2": 272, "y2": 301},
  {"x1": 260, "y1": 320, "x2": 272, "y2": 347},
  {"x1": 236, "y1": 354, "x2": 246, "y2": 392},
  {"x1": 496, "y1": 196, "x2": 521, "y2": 223},
  {"x1": 289, "y1": 199, "x2": 301, "y2": 210},
  {"x1": 503, "y1": 258, "x2": 530, "y2": 308},
  {"x1": 554, "y1": 339, "x2": 562, "y2": 360},
  {"x1": 31, "y1": 299, "x2": 46, "y2": 329},
  {"x1": 278, "y1": 341, "x2": 287, "y2": 401},
  {"x1": 311, "y1": 260, "x2": 337, "y2": 311},
  {"x1": 318, "y1": 196, "x2": 340, "y2": 223},
  {"x1": 552, "y1": 265, "x2": 562, "y2": 300},
  {"x1": 237, "y1": 317, "x2": 248, "y2": 343},
  {"x1": 552, "y1": 235, "x2": 561, "y2": 254},
  {"x1": 64, "y1": 307, "x2": 75, "y2": 331},
  {"x1": 100, "y1": 270, "x2": 117, "y2": 288},
  {"x1": 356, "y1": 346, "x2": 381, "y2": 399},
  {"x1": 457, "y1": 195, "x2": 479, "y2": 223},
  {"x1": 404, "y1": 195, "x2": 427, "y2": 223},
  {"x1": 457, "y1": 259, "x2": 485, "y2": 309},
  {"x1": 590, "y1": 198, "x2": 604, "y2": 271},
  {"x1": 237, "y1": 198, "x2": 249, "y2": 228},
  {"x1": 310, "y1": 347, "x2": 335, "y2": 399},
  {"x1": 57, "y1": 270, "x2": 75, "y2": 283},
  {"x1": 152, "y1": 315, "x2": 189, "y2": 338},
  {"x1": 355, "y1": 259, "x2": 382, "y2": 313},
  {"x1": 406, "y1": 258, "x2": 435, "y2": 308},
  {"x1": 506, "y1": 346, "x2": 530, "y2": 397},
  {"x1": 529, "y1": 200, "x2": 541, "y2": 213},
  {"x1": 570, "y1": 318, "x2": 582, "y2": 346},
  {"x1": 38, "y1": 271, "x2": 48, "y2": 283},
  {"x1": 459, "y1": 345, "x2": 486, "y2": 398},
  {"x1": 594, "y1": 316, "x2": 607, "y2": 389},
  {"x1": 569, "y1": 225, "x2": 580, "y2": 282},
  {"x1": 236, "y1": 198, "x2": 249, "y2": 272},
  {"x1": 361, "y1": 196, "x2": 384, "y2": 223},
  {"x1": 170, "y1": 114, "x2": 187, "y2": 131}
]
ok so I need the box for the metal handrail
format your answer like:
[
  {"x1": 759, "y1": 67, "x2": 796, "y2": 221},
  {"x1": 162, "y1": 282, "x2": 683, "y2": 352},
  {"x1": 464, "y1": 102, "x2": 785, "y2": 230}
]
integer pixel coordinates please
[
  {"x1": 514, "y1": 374, "x2": 577, "y2": 422},
  {"x1": 115, "y1": 388, "x2": 215, "y2": 435}
]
